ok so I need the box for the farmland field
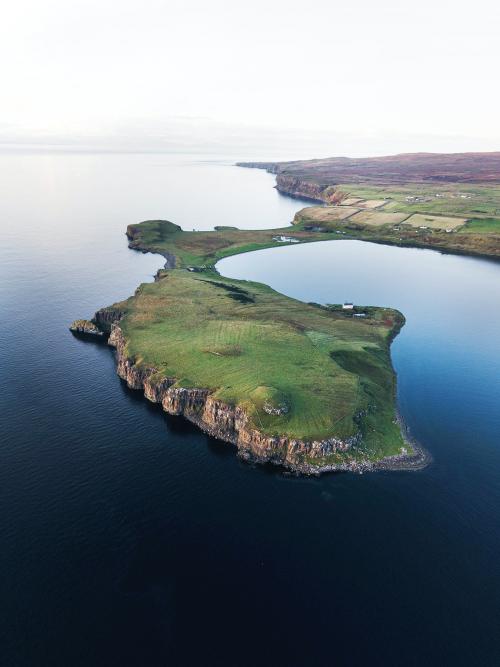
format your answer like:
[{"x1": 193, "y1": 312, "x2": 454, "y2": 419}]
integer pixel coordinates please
[
  {"x1": 460, "y1": 217, "x2": 500, "y2": 233},
  {"x1": 341, "y1": 197, "x2": 363, "y2": 206},
  {"x1": 349, "y1": 210, "x2": 409, "y2": 226},
  {"x1": 293, "y1": 206, "x2": 359, "y2": 223},
  {"x1": 354, "y1": 199, "x2": 388, "y2": 209},
  {"x1": 403, "y1": 213, "x2": 468, "y2": 230},
  {"x1": 336, "y1": 183, "x2": 500, "y2": 218}
]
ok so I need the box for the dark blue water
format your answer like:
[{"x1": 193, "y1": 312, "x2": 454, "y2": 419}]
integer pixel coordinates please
[{"x1": 1, "y1": 153, "x2": 500, "y2": 666}]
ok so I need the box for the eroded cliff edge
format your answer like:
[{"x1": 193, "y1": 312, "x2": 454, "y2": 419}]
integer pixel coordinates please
[
  {"x1": 107, "y1": 323, "x2": 362, "y2": 474},
  {"x1": 98, "y1": 318, "x2": 424, "y2": 474}
]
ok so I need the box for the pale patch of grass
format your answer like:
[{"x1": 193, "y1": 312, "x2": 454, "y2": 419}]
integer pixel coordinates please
[
  {"x1": 356, "y1": 199, "x2": 388, "y2": 209},
  {"x1": 403, "y1": 213, "x2": 467, "y2": 230}
]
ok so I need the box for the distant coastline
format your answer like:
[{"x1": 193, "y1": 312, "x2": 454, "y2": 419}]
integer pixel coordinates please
[{"x1": 238, "y1": 152, "x2": 500, "y2": 261}]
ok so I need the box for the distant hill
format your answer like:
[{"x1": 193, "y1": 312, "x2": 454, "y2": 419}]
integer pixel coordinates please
[{"x1": 238, "y1": 152, "x2": 500, "y2": 185}]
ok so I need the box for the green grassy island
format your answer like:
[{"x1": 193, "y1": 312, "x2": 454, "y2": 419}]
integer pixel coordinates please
[{"x1": 72, "y1": 218, "x2": 430, "y2": 474}]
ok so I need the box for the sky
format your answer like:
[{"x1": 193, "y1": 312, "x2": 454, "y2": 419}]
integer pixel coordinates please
[{"x1": 1, "y1": 0, "x2": 499, "y2": 157}]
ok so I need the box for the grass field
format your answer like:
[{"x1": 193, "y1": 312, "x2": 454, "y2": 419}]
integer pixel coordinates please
[
  {"x1": 110, "y1": 267, "x2": 405, "y2": 455},
  {"x1": 342, "y1": 197, "x2": 363, "y2": 206},
  {"x1": 460, "y1": 217, "x2": 500, "y2": 233},
  {"x1": 403, "y1": 213, "x2": 468, "y2": 230},
  {"x1": 338, "y1": 183, "x2": 500, "y2": 218},
  {"x1": 290, "y1": 206, "x2": 359, "y2": 224},
  {"x1": 355, "y1": 199, "x2": 388, "y2": 209},
  {"x1": 349, "y1": 210, "x2": 409, "y2": 226}
]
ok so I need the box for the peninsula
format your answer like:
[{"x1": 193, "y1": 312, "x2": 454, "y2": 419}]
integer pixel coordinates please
[
  {"x1": 74, "y1": 150, "x2": 500, "y2": 474},
  {"x1": 71, "y1": 218, "x2": 427, "y2": 474},
  {"x1": 238, "y1": 152, "x2": 500, "y2": 260}
]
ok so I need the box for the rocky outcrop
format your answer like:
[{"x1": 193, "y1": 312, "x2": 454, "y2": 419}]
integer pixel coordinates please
[
  {"x1": 69, "y1": 319, "x2": 104, "y2": 337},
  {"x1": 263, "y1": 401, "x2": 289, "y2": 416},
  {"x1": 106, "y1": 323, "x2": 361, "y2": 474}
]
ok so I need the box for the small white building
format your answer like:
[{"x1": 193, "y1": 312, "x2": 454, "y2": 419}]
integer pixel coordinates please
[
  {"x1": 272, "y1": 235, "x2": 300, "y2": 243},
  {"x1": 342, "y1": 302, "x2": 354, "y2": 310}
]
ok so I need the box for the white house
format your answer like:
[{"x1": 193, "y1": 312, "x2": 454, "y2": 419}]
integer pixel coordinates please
[
  {"x1": 272, "y1": 235, "x2": 300, "y2": 243},
  {"x1": 342, "y1": 302, "x2": 354, "y2": 310}
]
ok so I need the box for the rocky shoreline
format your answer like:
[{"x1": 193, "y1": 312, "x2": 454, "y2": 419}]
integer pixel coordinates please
[{"x1": 74, "y1": 305, "x2": 428, "y2": 475}]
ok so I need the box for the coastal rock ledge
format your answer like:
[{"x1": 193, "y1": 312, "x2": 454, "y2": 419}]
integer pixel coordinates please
[{"x1": 69, "y1": 319, "x2": 104, "y2": 337}]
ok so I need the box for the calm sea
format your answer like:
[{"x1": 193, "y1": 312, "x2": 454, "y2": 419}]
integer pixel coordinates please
[{"x1": 1, "y1": 153, "x2": 499, "y2": 666}]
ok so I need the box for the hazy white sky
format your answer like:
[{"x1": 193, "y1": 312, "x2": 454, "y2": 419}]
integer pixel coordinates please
[{"x1": 2, "y1": 0, "x2": 499, "y2": 156}]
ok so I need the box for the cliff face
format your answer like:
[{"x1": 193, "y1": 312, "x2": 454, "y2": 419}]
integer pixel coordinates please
[
  {"x1": 94, "y1": 305, "x2": 128, "y2": 333},
  {"x1": 274, "y1": 175, "x2": 343, "y2": 204},
  {"x1": 237, "y1": 163, "x2": 341, "y2": 203},
  {"x1": 107, "y1": 322, "x2": 359, "y2": 474},
  {"x1": 275, "y1": 175, "x2": 325, "y2": 202}
]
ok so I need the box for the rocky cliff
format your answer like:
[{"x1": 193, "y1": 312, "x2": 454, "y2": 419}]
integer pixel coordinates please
[
  {"x1": 275, "y1": 174, "x2": 332, "y2": 203},
  {"x1": 237, "y1": 165, "x2": 340, "y2": 204},
  {"x1": 237, "y1": 162, "x2": 344, "y2": 203},
  {"x1": 106, "y1": 321, "x2": 364, "y2": 474}
]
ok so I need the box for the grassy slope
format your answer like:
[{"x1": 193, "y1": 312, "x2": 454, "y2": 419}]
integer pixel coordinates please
[{"x1": 108, "y1": 235, "x2": 405, "y2": 459}]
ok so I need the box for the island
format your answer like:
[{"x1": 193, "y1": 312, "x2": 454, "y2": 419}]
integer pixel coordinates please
[
  {"x1": 238, "y1": 152, "x2": 500, "y2": 260},
  {"x1": 72, "y1": 218, "x2": 429, "y2": 474}
]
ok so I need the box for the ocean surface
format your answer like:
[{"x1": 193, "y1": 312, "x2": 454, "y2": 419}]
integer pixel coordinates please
[{"x1": 1, "y1": 152, "x2": 500, "y2": 666}]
